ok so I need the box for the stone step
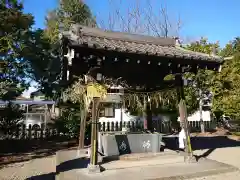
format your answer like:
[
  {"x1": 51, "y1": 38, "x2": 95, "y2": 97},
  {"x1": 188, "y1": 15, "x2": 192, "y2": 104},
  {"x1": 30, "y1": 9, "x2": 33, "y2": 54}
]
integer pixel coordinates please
[{"x1": 102, "y1": 154, "x2": 184, "y2": 170}]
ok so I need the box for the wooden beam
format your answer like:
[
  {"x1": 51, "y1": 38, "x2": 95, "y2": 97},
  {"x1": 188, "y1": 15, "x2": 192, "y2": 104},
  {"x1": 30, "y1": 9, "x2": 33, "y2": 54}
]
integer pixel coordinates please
[{"x1": 70, "y1": 46, "x2": 221, "y2": 72}]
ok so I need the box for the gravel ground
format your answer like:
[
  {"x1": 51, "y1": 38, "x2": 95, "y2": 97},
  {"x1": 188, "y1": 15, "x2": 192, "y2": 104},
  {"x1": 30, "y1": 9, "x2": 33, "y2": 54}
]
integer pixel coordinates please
[
  {"x1": 0, "y1": 156, "x2": 55, "y2": 180},
  {"x1": 0, "y1": 147, "x2": 239, "y2": 180}
]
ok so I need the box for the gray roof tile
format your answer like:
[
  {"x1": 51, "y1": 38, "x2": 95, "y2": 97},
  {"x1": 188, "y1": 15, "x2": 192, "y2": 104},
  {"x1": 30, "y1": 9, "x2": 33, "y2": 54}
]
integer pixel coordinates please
[{"x1": 62, "y1": 25, "x2": 222, "y2": 63}]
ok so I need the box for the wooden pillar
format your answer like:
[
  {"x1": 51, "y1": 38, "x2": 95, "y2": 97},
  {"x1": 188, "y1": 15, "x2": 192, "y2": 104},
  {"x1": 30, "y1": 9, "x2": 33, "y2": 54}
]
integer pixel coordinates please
[
  {"x1": 175, "y1": 75, "x2": 185, "y2": 101},
  {"x1": 120, "y1": 95, "x2": 123, "y2": 130},
  {"x1": 143, "y1": 96, "x2": 153, "y2": 132},
  {"x1": 44, "y1": 104, "x2": 47, "y2": 131},
  {"x1": 147, "y1": 103, "x2": 153, "y2": 132},
  {"x1": 175, "y1": 74, "x2": 194, "y2": 160},
  {"x1": 90, "y1": 97, "x2": 100, "y2": 165},
  {"x1": 143, "y1": 96, "x2": 148, "y2": 130}
]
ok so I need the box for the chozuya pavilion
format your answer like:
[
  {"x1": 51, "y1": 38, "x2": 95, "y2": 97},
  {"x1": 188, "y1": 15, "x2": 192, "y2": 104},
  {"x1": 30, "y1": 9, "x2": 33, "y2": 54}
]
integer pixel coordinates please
[{"x1": 59, "y1": 24, "x2": 222, "y2": 172}]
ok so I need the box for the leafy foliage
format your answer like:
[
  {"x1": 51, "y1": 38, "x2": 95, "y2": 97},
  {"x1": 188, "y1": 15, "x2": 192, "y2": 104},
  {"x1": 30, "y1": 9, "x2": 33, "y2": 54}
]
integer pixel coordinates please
[
  {"x1": 212, "y1": 53, "x2": 240, "y2": 118},
  {"x1": 0, "y1": 103, "x2": 24, "y2": 137},
  {"x1": 186, "y1": 38, "x2": 219, "y2": 54},
  {"x1": 220, "y1": 37, "x2": 240, "y2": 57},
  {"x1": 220, "y1": 43, "x2": 234, "y2": 57},
  {"x1": 45, "y1": 0, "x2": 96, "y2": 43},
  {"x1": 24, "y1": 29, "x2": 61, "y2": 99},
  {"x1": 183, "y1": 38, "x2": 220, "y2": 114},
  {"x1": 211, "y1": 37, "x2": 240, "y2": 119},
  {"x1": 185, "y1": 37, "x2": 240, "y2": 120},
  {"x1": 62, "y1": 76, "x2": 107, "y2": 146},
  {"x1": 54, "y1": 108, "x2": 80, "y2": 137},
  {"x1": 0, "y1": 0, "x2": 34, "y2": 100},
  {"x1": 25, "y1": 0, "x2": 96, "y2": 99}
]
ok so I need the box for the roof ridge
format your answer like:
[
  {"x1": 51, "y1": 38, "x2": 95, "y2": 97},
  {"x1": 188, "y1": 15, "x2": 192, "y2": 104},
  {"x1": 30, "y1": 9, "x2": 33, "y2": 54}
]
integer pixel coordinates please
[
  {"x1": 82, "y1": 33, "x2": 176, "y2": 47},
  {"x1": 70, "y1": 24, "x2": 176, "y2": 46}
]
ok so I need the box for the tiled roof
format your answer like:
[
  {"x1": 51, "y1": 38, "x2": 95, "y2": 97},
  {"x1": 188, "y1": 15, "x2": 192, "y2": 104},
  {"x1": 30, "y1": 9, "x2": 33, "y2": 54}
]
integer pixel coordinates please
[{"x1": 62, "y1": 25, "x2": 222, "y2": 63}]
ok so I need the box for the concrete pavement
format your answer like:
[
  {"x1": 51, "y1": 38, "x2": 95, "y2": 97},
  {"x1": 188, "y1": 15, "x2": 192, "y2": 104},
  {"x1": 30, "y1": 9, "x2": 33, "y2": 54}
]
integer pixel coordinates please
[{"x1": 56, "y1": 150, "x2": 238, "y2": 180}]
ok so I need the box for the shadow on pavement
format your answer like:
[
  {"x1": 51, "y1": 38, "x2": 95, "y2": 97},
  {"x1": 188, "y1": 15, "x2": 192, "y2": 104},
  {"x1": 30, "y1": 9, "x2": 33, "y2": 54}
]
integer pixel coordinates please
[
  {"x1": 56, "y1": 157, "x2": 90, "y2": 173},
  {"x1": 26, "y1": 158, "x2": 90, "y2": 180},
  {"x1": 195, "y1": 148, "x2": 216, "y2": 161},
  {"x1": 163, "y1": 135, "x2": 240, "y2": 151},
  {"x1": 26, "y1": 172, "x2": 55, "y2": 180}
]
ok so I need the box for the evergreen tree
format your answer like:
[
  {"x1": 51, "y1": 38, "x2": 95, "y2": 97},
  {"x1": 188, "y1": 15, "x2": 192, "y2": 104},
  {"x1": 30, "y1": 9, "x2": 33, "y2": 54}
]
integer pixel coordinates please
[{"x1": 0, "y1": 0, "x2": 34, "y2": 100}]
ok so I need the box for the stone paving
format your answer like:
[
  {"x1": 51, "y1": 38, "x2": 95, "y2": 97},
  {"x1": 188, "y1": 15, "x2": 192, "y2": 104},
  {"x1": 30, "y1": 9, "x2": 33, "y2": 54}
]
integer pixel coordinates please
[
  {"x1": 188, "y1": 172, "x2": 240, "y2": 180},
  {"x1": 0, "y1": 147, "x2": 239, "y2": 180},
  {"x1": 189, "y1": 147, "x2": 240, "y2": 180},
  {"x1": 57, "y1": 154, "x2": 238, "y2": 180},
  {"x1": 0, "y1": 156, "x2": 55, "y2": 180}
]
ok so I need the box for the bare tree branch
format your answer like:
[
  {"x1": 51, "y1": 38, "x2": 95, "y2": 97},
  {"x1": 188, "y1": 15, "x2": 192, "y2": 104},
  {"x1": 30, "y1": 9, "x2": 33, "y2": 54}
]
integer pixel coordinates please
[{"x1": 97, "y1": 0, "x2": 183, "y2": 38}]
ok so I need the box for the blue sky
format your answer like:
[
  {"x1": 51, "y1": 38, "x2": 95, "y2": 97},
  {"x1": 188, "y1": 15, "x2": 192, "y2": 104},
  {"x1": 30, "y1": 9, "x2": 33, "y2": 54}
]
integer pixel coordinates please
[
  {"x1": 23, "y1": 0, "x2": 240, "y2": 47},
  {"x1": 22, "y1": 0, "x2": 239, "y2": 97}
]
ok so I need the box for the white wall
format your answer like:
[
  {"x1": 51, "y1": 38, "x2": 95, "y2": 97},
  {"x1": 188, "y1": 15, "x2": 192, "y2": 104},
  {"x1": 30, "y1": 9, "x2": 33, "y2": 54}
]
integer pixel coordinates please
[
  {"x1": 99, "y1": 93, "x2": 172, "y2": 123},
  {"x1": 177, "y1": 110, "x2": 211, "y2": 122},
  {"x1": 99, "y1": 108, "x2": 172, "y2": 123},
  {"x1": 99, "y1": 108, "x2": 139, "y2": 123},
  {"x1": 23, "y1": 119, "x2": 42, "y2": 127}
]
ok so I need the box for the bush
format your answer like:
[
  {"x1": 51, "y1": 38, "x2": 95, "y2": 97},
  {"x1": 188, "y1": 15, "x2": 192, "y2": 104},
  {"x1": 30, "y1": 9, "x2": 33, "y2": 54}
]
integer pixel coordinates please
[
  {"x1": 54, "y1": 109, "x2": 80, "y2": 138},
  {"x1": 0, "y1": 103, "x2": 24, "y2": 138}
]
